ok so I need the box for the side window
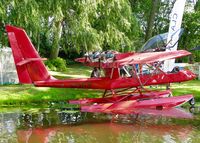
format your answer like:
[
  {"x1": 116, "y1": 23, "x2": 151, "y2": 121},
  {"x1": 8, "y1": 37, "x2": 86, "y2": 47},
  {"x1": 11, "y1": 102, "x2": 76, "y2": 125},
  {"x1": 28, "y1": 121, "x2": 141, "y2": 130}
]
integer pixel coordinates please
[{"x1": 120, "y1": 65, "x2": 134, "y2": 78}]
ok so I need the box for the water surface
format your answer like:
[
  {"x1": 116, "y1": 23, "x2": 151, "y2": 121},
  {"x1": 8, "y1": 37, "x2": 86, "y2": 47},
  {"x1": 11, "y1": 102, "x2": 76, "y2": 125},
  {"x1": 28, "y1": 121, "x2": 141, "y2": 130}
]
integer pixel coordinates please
[{"x1": 0, "y1": 106, "x2": 200, "y2": 143}]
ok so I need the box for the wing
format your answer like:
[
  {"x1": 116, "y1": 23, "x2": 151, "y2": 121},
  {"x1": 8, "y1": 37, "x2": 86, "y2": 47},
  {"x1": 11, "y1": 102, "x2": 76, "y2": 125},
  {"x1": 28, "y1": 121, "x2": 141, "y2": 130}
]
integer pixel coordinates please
[
  {"x1": 75, "y1": 50, "x2": 191, "y2": 68},
  {"x1": 75, "y1": 52, "x2": 135, "y2": 67},
  {"x1": 109, "y1": 50, "x2": 191, "y2": 68}
]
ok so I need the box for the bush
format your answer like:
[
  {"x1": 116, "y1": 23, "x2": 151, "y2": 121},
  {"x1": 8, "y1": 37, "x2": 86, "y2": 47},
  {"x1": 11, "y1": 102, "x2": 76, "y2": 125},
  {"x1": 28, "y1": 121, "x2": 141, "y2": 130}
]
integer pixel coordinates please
[
  {"x1": 65, "y1": 59, "x2": 76, "y2": 65},
  {"x1": 45, "y1": 57, "x2": 67, "y2": 72}
]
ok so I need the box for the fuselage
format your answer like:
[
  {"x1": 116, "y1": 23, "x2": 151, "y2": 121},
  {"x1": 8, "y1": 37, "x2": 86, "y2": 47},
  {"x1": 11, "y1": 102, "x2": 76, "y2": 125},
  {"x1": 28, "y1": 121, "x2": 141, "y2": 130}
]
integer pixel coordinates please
[{"x1": 34, "y1": 69, "x2": 196, "y2": 90}]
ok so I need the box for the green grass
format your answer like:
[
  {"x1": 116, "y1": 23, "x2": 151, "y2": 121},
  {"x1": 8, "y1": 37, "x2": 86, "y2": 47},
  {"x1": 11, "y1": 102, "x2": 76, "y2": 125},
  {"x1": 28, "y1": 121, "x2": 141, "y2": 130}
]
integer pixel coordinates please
[
  {"x1": 150, "y1": 80, "x2": 200, "y2": 102},
  {"x1": 0, "y1": 64, "x2": 199, "y2": 106},
  {"x1": 51, "y1": 64, "x2": 93, "y2": 79},
  {"x1": 171, "y1": 80, "x2": 200, "y2": 102},
  {"x1": 0, "y1": 84, "x2": 102, "y2": 106}
]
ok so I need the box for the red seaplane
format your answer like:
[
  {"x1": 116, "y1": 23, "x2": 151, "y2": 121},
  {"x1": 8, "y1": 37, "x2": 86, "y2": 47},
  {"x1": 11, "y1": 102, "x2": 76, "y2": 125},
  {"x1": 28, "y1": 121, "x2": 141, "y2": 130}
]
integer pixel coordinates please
[{"x1": 6, "y1": 25, "x2": 196, "y2": 115}]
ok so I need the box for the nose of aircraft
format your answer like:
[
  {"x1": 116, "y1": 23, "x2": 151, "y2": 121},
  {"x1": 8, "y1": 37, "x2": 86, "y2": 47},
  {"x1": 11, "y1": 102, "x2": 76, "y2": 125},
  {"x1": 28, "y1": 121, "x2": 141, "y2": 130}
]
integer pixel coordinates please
[{"x1": 188, "y1": 70, "x2": 196, "y2": 80}]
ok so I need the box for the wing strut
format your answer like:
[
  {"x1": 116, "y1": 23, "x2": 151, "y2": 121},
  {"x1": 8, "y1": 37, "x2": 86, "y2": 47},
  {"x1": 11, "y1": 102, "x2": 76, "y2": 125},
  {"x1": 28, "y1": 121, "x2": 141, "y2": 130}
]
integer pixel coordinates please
[
  {"x1": 110, "y1": 68, "x2": 114, "y2": 79},
  {"x1": 102, "y1": 90, "x2": 108, "y2": 98},
  {"x1": 132, "y1": 65, "x2": 144, "y2": 90},
  {"x1": 143, "y1": 62, "x2": 165, "y2": 85}
]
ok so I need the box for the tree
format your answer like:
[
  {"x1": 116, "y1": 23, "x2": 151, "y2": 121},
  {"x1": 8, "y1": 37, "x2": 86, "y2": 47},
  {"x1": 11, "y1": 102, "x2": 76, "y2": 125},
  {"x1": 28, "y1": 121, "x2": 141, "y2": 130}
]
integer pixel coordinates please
[
  {"x1": 61, "y1": 0, "x2": 141, "y2": 55},
  {"x1": 145, "y1": 0, "x2": 159, "y2": 41},
  {"x1": 0, "y1": 0, "x2": 199, "y2": 62},
  {"x1": 179, "y1": 1, "x2": 200, "y2": 62}
]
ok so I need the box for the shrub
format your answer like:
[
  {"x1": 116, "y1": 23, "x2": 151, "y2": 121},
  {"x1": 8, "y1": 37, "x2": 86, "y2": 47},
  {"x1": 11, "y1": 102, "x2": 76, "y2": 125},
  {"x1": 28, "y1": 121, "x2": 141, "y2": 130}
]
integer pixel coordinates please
[
  {"x1": 65, "y1": 59, "x2": 76, "y2": 65},
  {"x1": 45, "y1": 57, "x2": 67, "y2": 72}
]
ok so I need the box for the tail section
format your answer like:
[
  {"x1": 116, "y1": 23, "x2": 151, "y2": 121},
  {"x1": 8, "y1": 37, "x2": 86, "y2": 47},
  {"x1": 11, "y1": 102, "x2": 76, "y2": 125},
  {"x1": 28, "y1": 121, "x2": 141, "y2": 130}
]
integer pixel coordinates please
[{"x1": 6, "y1": 25, "x2": 51, "y2": 84}]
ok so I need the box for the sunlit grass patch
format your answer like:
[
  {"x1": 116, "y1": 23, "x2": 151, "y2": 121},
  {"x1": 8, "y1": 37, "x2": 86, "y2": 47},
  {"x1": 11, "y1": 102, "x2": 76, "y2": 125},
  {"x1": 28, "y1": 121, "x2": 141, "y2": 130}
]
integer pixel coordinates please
[
  {"x1": 49, "y1": 64, "x2": 92, "y2": 79},
  {"x1": 0, "y1": 83, "x2": 102, "y2": 106},
  {"x1": 170, "y1": 80, "x2": 200, "y2": 102},
  {"x1": 65, "y1": 64, "x2": 92, "y2": 77}
]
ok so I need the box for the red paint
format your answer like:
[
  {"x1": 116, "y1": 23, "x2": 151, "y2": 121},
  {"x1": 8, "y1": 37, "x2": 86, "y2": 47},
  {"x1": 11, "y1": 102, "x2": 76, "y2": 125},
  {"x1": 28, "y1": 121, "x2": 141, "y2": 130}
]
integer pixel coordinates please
[
  {"x1": 69, "y1": 90, "x2": 171, "y2": 104},
  {"x1": 81, "y1": 94, "x2": 193, "y2": 113}
]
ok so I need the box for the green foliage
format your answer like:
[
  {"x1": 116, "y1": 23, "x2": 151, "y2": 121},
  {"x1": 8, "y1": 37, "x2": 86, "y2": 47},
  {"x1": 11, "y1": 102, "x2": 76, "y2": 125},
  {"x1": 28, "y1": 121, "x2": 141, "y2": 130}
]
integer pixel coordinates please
[
  {"x1": 0, "y1": 0, "x2": 141, "y2": 58},
  {"x1": 65, "y1": 59, "x2": 77, "y2": 65},
  {"x1": 60, "y1": 0, "x2": 141, "y2": 53},
  {"x1": 45, "y1": 57, "x2": 67, "y2": 72},
  {"x1": 0, "y1": 0, "x2": 199, "y2": 62},
  {"x1": 179, "y1": 5, "x2": 200, "y2": 62}
]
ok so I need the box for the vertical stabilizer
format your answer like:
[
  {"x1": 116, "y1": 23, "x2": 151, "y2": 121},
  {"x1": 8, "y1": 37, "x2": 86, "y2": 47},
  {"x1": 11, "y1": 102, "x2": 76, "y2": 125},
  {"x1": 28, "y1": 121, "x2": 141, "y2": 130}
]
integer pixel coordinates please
[{"x1": 6, "y1": 25, "x2": 51, "y2": 84}]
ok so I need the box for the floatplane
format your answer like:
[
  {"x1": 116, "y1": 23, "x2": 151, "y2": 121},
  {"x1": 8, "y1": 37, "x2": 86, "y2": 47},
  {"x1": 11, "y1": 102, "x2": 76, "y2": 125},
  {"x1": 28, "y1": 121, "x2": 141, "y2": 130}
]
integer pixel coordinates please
[{"x1": 5, "y1": 25, "x2": 196, "y2": 117}]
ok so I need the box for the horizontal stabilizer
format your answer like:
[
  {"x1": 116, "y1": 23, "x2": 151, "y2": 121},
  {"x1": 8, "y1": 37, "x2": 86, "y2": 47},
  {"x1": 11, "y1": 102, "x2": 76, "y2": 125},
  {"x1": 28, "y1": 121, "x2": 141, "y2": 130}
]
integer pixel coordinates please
[{"x1": 17, "y1": 58, "x2": 47, "y2": 66}]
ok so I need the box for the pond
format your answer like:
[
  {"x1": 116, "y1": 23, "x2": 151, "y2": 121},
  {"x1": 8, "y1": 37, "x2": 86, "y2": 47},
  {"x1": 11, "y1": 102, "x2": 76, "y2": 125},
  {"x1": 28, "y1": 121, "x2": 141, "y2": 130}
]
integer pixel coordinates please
[{"x1": 0, "y1": 106, "x2": 200, "y2": 143}]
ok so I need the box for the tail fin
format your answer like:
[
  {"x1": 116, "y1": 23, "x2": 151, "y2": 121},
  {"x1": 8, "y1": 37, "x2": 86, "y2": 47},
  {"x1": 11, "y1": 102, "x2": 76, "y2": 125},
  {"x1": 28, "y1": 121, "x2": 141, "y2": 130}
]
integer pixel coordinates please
[{"x1": 6, "y1": 25, "x2": 51, "y2": 84}]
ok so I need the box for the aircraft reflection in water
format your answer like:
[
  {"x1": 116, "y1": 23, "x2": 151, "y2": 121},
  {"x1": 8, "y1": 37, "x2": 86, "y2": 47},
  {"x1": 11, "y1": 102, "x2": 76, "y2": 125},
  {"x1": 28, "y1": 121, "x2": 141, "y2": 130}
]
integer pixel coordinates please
[{"x1": 0, "y1": 107, "x2": 200, "y2": 143}]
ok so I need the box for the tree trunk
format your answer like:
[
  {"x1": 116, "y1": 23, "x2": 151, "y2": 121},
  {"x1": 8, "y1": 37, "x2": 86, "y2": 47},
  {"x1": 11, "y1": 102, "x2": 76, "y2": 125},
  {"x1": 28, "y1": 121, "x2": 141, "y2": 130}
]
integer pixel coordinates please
[
  {"x1": 50, "y1": 21, "x2": 63, "y2": 59},
  {"x1": 145, "y1": 0, "x2": 159, "y2": 41}
]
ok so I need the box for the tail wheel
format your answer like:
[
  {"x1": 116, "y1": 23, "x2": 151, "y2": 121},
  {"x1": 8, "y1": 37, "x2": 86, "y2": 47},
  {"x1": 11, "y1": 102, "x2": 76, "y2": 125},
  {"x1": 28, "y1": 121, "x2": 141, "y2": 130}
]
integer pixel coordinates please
[{"x1": 189, "y1": 106, "x2": 195, "y2": 113}]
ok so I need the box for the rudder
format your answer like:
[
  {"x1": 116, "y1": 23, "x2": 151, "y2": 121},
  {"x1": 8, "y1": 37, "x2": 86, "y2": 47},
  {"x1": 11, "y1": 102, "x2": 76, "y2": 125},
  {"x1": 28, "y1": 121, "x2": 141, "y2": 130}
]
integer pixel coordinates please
[{"x1": 6, "y1": 25, "x2": 51, "y2": 84}]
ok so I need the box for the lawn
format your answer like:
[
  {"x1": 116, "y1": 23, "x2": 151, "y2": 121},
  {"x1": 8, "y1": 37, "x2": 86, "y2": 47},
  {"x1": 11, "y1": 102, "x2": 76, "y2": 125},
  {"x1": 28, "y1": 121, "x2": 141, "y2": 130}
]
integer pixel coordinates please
[
  {"x1": 0, "y1": 64, "x2": 199, "y2": 106},
  {"x1": 154, "y1": 80, "x2": 200, "y2": 102},
  {"x1": 171, "y1": 80, "x2": 200, "y2": 100}
]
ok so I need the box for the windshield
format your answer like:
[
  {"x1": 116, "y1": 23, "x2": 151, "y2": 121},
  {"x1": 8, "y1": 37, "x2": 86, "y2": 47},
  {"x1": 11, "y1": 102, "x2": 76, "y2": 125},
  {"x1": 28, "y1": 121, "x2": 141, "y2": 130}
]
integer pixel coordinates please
[
  {"x1": 140, "y1": 29, "x2": 184, "y2": 52},
  {"x1": 140, "y1": 33, "x2": 168, "y2": 52}
]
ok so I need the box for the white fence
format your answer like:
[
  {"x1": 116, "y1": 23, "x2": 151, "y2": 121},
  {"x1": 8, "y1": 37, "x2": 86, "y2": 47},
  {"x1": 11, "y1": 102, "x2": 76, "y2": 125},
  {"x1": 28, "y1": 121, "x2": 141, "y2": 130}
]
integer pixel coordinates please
[{"x1": 0, "y1": 48, "x2": 19, "y2": 85}]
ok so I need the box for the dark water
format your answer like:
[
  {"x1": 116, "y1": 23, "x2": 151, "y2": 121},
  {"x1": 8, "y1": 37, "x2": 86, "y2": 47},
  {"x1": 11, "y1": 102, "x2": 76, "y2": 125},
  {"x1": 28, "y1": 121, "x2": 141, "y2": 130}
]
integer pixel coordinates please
[{"x1": 0, "y1": 106, "x2": 200, "y2": 143}]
